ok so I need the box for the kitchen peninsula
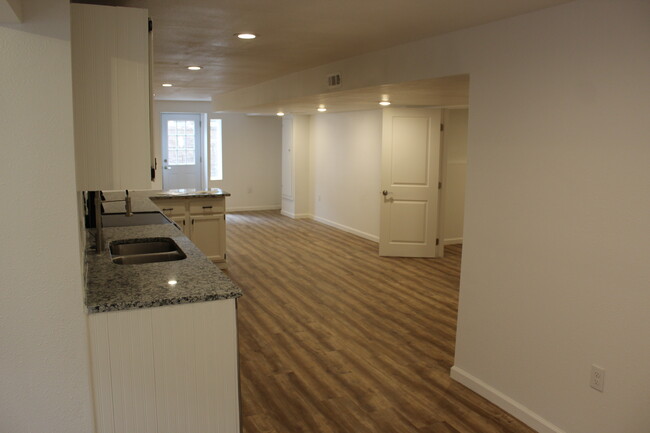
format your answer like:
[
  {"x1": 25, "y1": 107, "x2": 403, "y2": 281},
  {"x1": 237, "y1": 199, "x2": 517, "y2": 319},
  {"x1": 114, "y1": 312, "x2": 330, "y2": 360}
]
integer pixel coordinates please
[
  {"x1": 83, "y1": 191, "x2": 241, "y2": 433},
  {"x1": 151, "y1": 188, "x2": 231, "y2": 268}
]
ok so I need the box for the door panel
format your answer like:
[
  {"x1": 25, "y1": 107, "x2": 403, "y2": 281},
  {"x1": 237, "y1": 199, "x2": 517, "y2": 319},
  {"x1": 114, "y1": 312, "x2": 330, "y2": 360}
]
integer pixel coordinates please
[
  {"x1": 392, "y1": 117, "x2": 430, "y2": 185},
  {"x1": 190, "y1": 215, "x2": 225, "y2": 260},
  {"x1": 380, "y1": 108, "x2": 441, "y2": 257},
  {"x1": 389, "y1": 201, "x2": 428, "y2": 243}
]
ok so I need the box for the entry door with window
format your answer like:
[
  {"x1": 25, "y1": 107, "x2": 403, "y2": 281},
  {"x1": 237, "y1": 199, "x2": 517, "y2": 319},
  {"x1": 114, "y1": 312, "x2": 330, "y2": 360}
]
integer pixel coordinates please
[
  {"x1": 162, "y1": 113, "x2": 202, "y2": 190},
  {"x1": 379, "y1": 108, "x2": 442, "y2": 257}
]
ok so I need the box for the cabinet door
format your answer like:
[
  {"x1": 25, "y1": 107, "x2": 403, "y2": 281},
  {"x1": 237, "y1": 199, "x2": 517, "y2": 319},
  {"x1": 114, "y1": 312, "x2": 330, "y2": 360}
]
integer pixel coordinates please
[
  {"x1": 171, "y1": 216, "x2": 188, "y2": 235},
  {"x1": 71, "y1": 4, "x2": 151, "y2": 191},
  {"x1": 190, "y1": 214, "x2": 225, "y2": 261}
]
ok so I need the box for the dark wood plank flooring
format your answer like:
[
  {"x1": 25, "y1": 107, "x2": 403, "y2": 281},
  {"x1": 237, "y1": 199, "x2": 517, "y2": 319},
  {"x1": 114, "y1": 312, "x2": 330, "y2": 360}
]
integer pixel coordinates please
[{"x1": 223, "y1": 210, "x2": 536, "y2": 433}]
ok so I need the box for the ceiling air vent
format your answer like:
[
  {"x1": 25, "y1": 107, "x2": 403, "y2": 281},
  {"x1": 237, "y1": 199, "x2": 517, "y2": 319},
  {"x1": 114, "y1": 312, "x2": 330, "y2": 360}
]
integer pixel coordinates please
[{"x1": 327, "y1": 73, "x2": 342, "y2": 88}]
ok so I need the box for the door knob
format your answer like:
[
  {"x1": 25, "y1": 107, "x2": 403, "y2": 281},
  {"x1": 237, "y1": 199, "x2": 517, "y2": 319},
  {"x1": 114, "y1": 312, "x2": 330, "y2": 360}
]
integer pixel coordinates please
[{"x1": 382, "y1": 190, "x2": 389, "y2": 196}]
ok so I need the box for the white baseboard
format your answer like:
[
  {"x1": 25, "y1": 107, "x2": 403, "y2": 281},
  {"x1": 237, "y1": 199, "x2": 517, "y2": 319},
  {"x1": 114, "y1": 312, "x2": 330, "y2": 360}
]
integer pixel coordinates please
[
  {"x1": 444, "y1": 237, "x2": 463, "y2": 245},
  {"x1": 280, "y1": 209, "x2": 295, "y2": 218},
  {"x1": 227, "y1": 205, "x2": 281, "y2": 212},
  {"x1": 450, "y1": 366, "x2": 566, "y2": 433},
  {"x1": 312, "y1": 215, "x2": 379, "y2": 243},
  {"x1": 280, "y1": 210, "x2": 311, "y2": 219}
]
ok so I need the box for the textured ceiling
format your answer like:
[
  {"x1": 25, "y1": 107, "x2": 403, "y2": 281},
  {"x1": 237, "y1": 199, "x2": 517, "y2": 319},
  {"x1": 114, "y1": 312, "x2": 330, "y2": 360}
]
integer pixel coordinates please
[{"x1": 73, "y1": 0, "x2": 574, "y2": 104}]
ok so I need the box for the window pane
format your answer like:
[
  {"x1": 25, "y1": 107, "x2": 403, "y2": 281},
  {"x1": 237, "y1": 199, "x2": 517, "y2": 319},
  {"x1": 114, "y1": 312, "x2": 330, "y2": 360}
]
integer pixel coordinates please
[
  {"x1": 210, "y1": 119, "x2": 223, "y2": 180},
  {"x1": 166, "y1": 118, "x2": 197, "y2": 166},
  {"x1": 167, "y1": 120, "x2": 177, "y2": 135}
]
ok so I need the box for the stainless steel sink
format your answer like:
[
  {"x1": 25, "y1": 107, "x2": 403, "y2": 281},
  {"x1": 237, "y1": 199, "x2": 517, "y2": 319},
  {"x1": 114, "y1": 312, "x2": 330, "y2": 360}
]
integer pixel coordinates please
[
  {"x1": 109, "y1": 237, "x2": 186, "y2": 265},
  {"x1": 102, "y1": 211, "x2": 172, "y2": 228}
]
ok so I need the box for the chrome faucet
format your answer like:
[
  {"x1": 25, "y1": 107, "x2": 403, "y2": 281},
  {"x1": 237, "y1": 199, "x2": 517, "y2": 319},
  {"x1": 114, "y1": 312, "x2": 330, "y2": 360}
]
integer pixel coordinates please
[
  {"x1": 94, "y1": 190, "x2": 133, "y2": 253},
  {"x1": 102, "y1": 190, "x2": 133, "y2": 216}
]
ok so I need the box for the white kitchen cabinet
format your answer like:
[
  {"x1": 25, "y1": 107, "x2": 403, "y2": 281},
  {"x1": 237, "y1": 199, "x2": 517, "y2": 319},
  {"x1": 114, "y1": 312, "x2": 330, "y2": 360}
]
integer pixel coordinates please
[
  {"x1": 152, "y1": 196, "x2": 227, "y2": 266},
  {"x1": 71, "y1": 4, "x2": 152, "y2": 191},
  {"x1": 87, "y1": 299, "x2": 240, "y2": 433},
  {"x1": 190, "y1": 214, "x2": 226, "y2": 261},
  {"x1": 171, "y1": 215, "x2": 187, "y2": 233}
]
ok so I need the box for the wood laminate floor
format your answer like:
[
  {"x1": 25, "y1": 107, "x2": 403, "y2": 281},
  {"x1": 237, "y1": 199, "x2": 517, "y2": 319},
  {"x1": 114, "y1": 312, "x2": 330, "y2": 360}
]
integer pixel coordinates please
[{"x1": 223, "y1": 210, "x2": 536, "y2": 433}]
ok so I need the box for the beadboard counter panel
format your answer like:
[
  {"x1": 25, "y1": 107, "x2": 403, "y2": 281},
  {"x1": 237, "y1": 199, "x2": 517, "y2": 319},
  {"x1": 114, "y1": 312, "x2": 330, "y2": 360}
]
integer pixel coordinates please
[{"x1": 88, "y1": 298, "x2": 240, "y2": 433}]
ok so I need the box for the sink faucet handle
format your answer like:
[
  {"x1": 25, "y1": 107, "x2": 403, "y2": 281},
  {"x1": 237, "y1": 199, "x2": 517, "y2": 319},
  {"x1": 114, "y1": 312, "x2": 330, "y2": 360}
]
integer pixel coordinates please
[{"x1": 124, "y1": 189, "x2": 133, "y2": 216}]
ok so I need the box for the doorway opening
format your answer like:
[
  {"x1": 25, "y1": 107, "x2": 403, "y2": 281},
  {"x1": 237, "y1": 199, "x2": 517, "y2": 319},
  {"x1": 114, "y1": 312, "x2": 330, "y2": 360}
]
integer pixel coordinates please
[
  {"x1": 161, "y1": 113, "x2": 223, "y2": 191},
  {"x1": 378, "y1": 107, "x2": 468, "y2": 259}
]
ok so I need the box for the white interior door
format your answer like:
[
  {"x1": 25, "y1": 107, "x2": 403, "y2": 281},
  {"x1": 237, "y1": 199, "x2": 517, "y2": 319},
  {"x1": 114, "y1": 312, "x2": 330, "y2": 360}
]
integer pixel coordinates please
[
  {"x1": 379, "y1": 108, "x2": 442, "y2": 257},
  {"x1": 162, "y1": 113, "x2": 202, "y2": 190}
]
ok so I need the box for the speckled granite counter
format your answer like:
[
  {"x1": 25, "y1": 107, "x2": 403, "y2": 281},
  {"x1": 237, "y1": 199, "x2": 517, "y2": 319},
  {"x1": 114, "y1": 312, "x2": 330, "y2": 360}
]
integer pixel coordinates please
[
  {"x1": 100, "y1": 189, "x2": 231, "y2": 213},
  {"x1": 152, "y1": 188, "x2": 231, "y2": 199},
  {"x1": 84, "y1": 223, "x2": 241, "y2": 314}
]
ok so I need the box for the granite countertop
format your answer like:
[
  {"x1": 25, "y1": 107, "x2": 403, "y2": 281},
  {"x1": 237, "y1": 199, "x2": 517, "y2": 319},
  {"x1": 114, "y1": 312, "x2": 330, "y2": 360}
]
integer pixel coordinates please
[
  {"x1": 152, "y1": 188, "x2": 231, "y2": 199},
  {"x1": 84, "y1": 222, "x2": 242, "y2": 314},
  {"x1": 100, "y1": 188, "x2": 231, "y2": 213}
]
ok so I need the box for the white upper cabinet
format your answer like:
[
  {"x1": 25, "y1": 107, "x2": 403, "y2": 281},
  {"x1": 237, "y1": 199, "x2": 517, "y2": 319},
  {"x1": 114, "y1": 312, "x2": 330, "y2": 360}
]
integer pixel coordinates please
[{"x1": 71, "y1": 4, "x2": 151, "y2": 191}]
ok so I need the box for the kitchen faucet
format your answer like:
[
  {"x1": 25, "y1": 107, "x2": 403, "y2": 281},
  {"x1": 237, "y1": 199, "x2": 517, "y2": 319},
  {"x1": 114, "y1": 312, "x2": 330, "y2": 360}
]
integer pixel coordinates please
[{"x1": 93, "y1": 190, "x2": 133, "y2": 253}]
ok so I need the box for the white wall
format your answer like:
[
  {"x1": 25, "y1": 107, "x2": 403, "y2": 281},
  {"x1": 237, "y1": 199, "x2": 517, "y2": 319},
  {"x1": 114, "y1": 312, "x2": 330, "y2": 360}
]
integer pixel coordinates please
[
  {"x1": 442, "y1": 109, "x2": 467, "y2": 244},
  {"x1": 453, "y1": 3, "x2": 650, "y2": 432},
  {"x1": 215, "y1": 1, "x2": 650, "y2": 432},
  {"x1": 0, "y1": 1, "x2": 95, "y2": 432},
  {"x1": 310, "y1": 110, "x2": 382, "y2": 241},
  {"x1": 154, "y1": 101, "x2": 283, "y2": 211}
]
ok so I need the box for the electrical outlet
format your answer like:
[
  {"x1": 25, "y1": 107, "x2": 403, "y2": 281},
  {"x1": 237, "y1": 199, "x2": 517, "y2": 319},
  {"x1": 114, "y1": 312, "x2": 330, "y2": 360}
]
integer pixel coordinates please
[{"x1": 590, "y1": 365, "x2": 605, "y2": 392}]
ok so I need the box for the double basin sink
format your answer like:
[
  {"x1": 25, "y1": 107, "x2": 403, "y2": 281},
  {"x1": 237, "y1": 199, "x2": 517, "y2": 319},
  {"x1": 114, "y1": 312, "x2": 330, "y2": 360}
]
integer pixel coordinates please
[{"x1": 102, "y1": 211, "x2": 186, "y2": 265}]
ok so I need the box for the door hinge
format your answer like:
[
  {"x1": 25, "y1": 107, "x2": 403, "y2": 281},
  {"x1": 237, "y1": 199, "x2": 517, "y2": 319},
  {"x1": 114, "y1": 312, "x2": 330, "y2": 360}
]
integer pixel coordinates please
[
  {"x1": 148, "y1": 18, "x2": 153, "y2": 32},
  {"x1": 436, "y1": 238, "x2": 440, "y2": 246},
  {"x1": 438, "y1": 181, "x2": 442, "y2": 189},
  {"x1": 440, "y1": 123, "x2": 444, "y2": 132}
]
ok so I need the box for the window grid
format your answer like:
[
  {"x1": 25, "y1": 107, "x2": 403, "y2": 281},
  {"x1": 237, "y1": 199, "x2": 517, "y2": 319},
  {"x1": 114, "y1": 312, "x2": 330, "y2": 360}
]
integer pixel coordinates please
[{"x1": 167, "y1": 120, "x2": 196, "y2": 165}]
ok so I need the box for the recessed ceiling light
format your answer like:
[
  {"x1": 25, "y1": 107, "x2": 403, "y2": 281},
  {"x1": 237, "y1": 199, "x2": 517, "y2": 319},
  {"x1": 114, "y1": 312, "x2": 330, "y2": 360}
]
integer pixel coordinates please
[
  {"x1": 379, "y1": 101, "x2": 391, "y2": 106},
  {"x1": 276, "y1": 112, "x2": 285, "y2": 116},
  {"x1": 317, "y1": 105, "x2": 327, "y2": 112},
  {"x1": 187, "y1": 66, "x2": 202, "y2": 71},
  {"x1": 168, "y1": 280, "x2": 177, "y2": 285},
  {"x1": 162, "y1": 83, "x2": 173, "y2": 87},
  {"x1": 236, "y1": 32, "x2": 257, "y2": 40}
]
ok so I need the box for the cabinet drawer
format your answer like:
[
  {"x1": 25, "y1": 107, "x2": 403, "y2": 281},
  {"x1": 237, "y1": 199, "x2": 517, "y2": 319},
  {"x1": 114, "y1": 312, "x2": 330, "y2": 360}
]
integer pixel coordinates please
[
  {"x1": 152, "y1": 199, "x2": 186, "y2": 216},
  {"x1": 189, "y1": 198, "x2": 225, "y2": 215}
]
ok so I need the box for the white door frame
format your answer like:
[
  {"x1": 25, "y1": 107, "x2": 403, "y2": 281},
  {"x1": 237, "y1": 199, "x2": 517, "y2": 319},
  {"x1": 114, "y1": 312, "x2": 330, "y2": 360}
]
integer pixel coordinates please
[{"x1": 436, "y1": 113, "x2": 448, "y2": 257}]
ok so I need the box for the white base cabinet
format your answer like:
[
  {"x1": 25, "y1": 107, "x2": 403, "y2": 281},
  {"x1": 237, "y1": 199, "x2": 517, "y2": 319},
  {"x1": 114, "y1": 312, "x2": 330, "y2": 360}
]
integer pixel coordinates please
[
  {"x1": 87, "y1": 300, "x2": 240, "y2": 433},
  {"x1": 152, "y1": 196, "x2": 227, "y2": 266}
]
